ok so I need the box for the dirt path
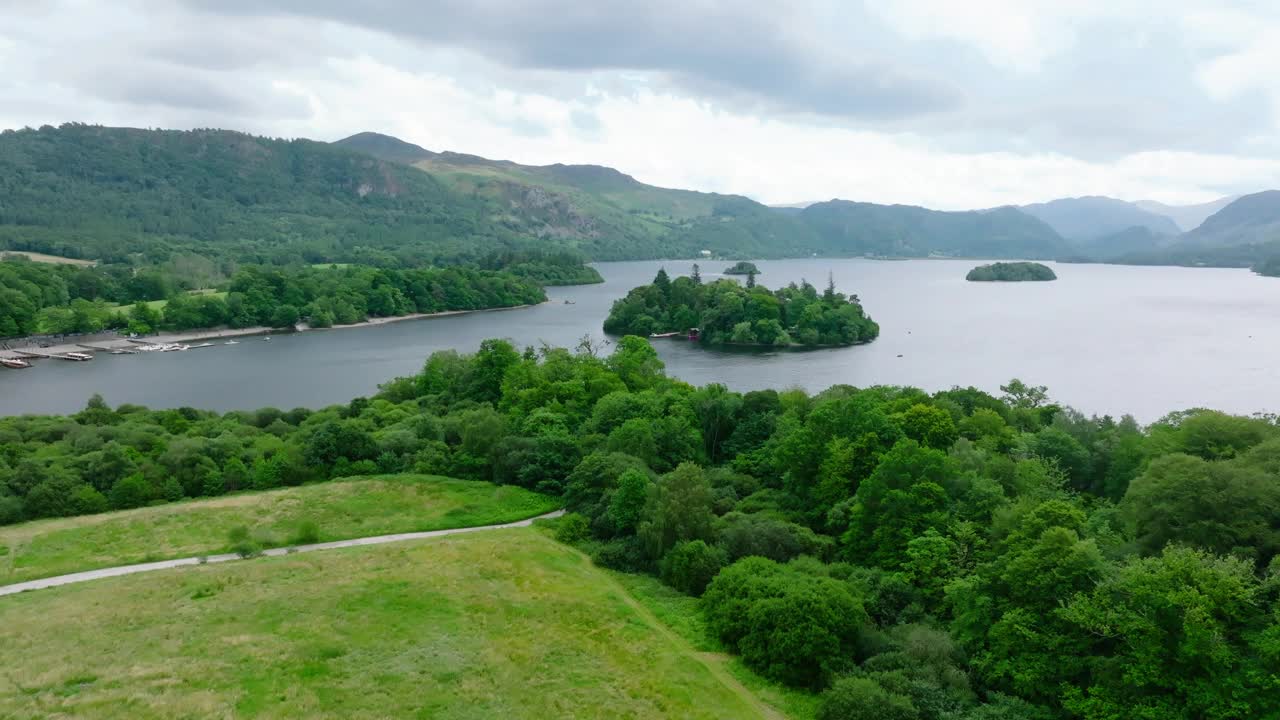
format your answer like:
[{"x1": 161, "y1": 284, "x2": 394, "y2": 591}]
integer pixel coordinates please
[
  {"x1": 0, "y1": 510, "x2": 564, "y2": 598},
  {"x1": 563, "y1": 545, "x2": 788, "y2": 720}
]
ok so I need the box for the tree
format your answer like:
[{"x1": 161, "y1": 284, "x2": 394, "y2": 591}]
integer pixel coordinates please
[
  {"x1": 1061, "y1": 547, "x2": 1280, "y2": 719},
  {"x1": 637, "y1": 462, "x2": 715, "y2": 563},
  {"x1": 108, "y1": 473, "x2": 152, "y2": 510},
  {"x1": 607, "y1": 468, "x2": 650, "y2": 534},
  {"x1": 653, "y1": 267, "x2": 672, "y2": 297},
  {"x1": 842, "y1": 440, "x2": 953, "y2": 569},
  {"x1": 818, "y1": 677, "x2": 919, "y2": 720},
  {"x1": 659, "y1": 539, "x2": 726, "y2": 595},
  {"x1": 269, "y1": 304, "x2": 299, "y2": 328},
  {"x1": 469, "y1": 338, "x2": 520, "y2": 403},
  {"x1": 691, "y1": 263, "x2": 702, "y2": 284},
  {"x1": 1123, "y1": 452, "x2": 1280, "y2": 565},
  {"x1": 746, "y1": 269, "x2": 756, "y2": 288}
]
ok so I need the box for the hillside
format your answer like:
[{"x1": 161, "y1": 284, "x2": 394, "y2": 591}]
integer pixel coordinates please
[
  {"x1": 0, "y1": 474, "x2": 557, "y2": 584},
  {"x1": 0, "y1": 530, "x2": 777, "y2": 719},
  {"x1": 1136, "y1": 196, "x2": 1238, "y2": 231},
  {"x1": 337, "y1": 131, "x2": 1071, "y2": 260},
  {"x1": 799, "y1": 200, "x2": 1068, "y2": 258},
  {"x1": 1107, "y1": 191, "x2": 1280, "y2": 267},
  {"x1": 0, "y1": 124, "x2": 1124, "y2": 265},
  {"x1": 1019, "y1": 196, "x2": 1180, "y2": 240}
]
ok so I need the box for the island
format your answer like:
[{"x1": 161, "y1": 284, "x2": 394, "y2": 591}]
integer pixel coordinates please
[
  {"x1": 723, "y1": 261, "x2": 760, "y2": 275},
  {"x1": 603, "y1": 268, "x2": 879, "y2": 348},
  {"x1": 966, "y1": 261, "x2": 1057, "y2": 282}
]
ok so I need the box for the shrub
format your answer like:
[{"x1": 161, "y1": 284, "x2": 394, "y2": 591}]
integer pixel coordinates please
[
  {"x1": 289, "y1": 520, "x2": 321, "y2": 545},
  {"x1": 554, "y1": 512, "x2": 590, "y2": 544},
  {"x1": 228, "y1": 525, "x2": 262, "y2": 559},
  {"x1": 659, "y1": 540, "x2": 727, "y2": 595},
  {"x1": 818, "y1": 677, "x2": 918, "y2": 720}
]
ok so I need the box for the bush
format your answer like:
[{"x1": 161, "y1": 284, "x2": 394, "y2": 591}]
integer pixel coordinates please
[
  {"x1": 592, "y1": 535, "x2": 648, "y2": 572},
  {"x1": 554, "y1": 512, "x2": 590, "y2": 544},
  {"x1": 289, "y1": 520, "x2": 321, "y2": 545},
  {"x1": 228, "y1": 525, "x2": 262, "y2": 558},
  {"x1": 659, "y1": 540, "x2": 727, "y2": 595},
  {"x1": 818, "y1": 677, "x2": 919, "y2": 720}
]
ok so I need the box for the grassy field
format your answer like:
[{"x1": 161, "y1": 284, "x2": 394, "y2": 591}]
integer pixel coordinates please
[
  {"x1": 0, "y1": 530, "x2": 773, "y2": 719},
  {"x1": 106, "y1": 289, "x2": 227, "y2": 311},
  {"x1": 0, "y1": 250, "x2": 97, "y2": 266},
  {"x1": 612, "y1": 572, "x2": 820, "y2": 720},
  {"x1": 0, "y1": 475, "x2": 559, "y2": 584}
]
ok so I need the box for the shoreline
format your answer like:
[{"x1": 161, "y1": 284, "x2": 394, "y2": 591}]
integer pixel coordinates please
[{"x1": 0, "y1": 302, "x2": 548, "y2": 362}]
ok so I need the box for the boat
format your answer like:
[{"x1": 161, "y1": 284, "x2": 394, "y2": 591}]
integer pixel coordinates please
[
  {"x1": 62, "y1": 352, "x2": 93, "y2": 361},
  {"x1": 160, "y1": 344, "x2": 189, "y2": 352},
  {"x1": 225, "y1": 340, "x2": 240, "y2": 346},
  {"x1": 188, "y1": 343, "x2": 215, "y2": 349},
  {"x1": 0, "y1": 358, "x2": 31, "y2": 369},
  {"x1": 564, "y1": 300, "x2": 576, "y2": 305},
  {"x1": 263, "y1": 337, "x2": 271, "y2": 342}
]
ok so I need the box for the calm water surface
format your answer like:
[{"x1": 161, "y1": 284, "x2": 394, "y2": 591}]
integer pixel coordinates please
[{"x1": 3, "y1": 259, "x2": 1278, "y2": 421}]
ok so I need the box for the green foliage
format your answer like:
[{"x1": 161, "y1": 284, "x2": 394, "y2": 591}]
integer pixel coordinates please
[
  {"x1": 965, "y1": 262, "x2": 1057, "y2": 282},
  {"x1": 723, "y1": 261, "x2": 760, "y2": 275},
  {"x1": 818, "y1": 676, "x2": 919, "y2": 720},
  {"x1": 658, "y1": 539, "x2": 726, "y2": 595},
  {"x1": 638, "y1": 463, "x2": 715, "y2": 563},
  {"x1": 704, "y1": 557, "x2": 869, "y2": 688},
  {"x1": 227, "y1": 525, "x2": 262, "y2": 559},
  {"x1": 554, "y1": 512, "x2": 590, "y2": 544},
  {"x1": 604, "y1": 271, "x2": 878, "y2": 348}
]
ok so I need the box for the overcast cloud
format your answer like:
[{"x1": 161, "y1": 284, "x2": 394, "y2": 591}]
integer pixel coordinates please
[{"x1": 2, "y1": 0, "x2": 1278, "y2": 208}]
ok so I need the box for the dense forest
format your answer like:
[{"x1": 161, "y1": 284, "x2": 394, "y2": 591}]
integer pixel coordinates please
[
  {"x1": 603, "y1": 269, "x2": 880, "y2": 347},
  {"x1": 0, "y1": 256, "x2": 545, "y2": 337},
  {"x1": 965, "y1": 262, "x2": 1058, "y2": 282},
  {"x1": 2, "y1": 339, "x2": 1277, "y2": 718}
]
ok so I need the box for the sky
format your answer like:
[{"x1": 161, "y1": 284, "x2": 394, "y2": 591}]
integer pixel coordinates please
[{"x1": 2, "y1": 0, "x2": 1279, "y2": 209}]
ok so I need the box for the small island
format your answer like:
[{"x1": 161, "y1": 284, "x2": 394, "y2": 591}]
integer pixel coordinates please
[
  {"x1": 723, "y1": 261, "x2": 760, "y2": 275},
  {"x1": 604, "y1": 268, "x2": 879, "y2": 348},
  {"x1": 966, "y1": 262, "x2": 1057, "y2": 282}
]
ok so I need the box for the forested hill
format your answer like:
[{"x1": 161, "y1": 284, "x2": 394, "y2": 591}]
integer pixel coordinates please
[
  {"x1": 14, "y1": 124, "x2": 1277, "y2": 267},
  {"x1": 0, "y1": 124, "x2": 523, "y2": 266},
  {"x1": 336, "y1": 131, "x2": 1075, "y2": 261}
]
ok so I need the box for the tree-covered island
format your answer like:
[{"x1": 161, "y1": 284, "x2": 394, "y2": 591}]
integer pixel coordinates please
[
  {"x1": 723, "y1": 261, "x2": 760, "y2": 275},
  {"x1": 966, "y1": 261, "x2": 1058, "y2": 281},
  {"x1": 603, "y1": 268, "x2": 879, "y2": 347}
]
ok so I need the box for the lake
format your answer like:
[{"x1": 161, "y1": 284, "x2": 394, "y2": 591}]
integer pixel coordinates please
[{"x1": 3, "y1": 259, "x2": 1278, "y2": 422}]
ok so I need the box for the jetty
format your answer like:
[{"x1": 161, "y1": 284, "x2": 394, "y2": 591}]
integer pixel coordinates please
[{"x1": 14, "y1": 349, "x2": 93, "y2": 362}]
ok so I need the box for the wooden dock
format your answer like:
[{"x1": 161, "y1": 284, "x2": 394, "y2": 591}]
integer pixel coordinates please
[{"x1": 14, "y1": 349, "x2": 93, "y2": 361}]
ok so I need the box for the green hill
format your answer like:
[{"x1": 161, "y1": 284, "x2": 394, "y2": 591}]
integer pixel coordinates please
[
  {"x1": 1019, "y1": 196, "x2": 1180, "y2": 240},
  {"x1": 0, "y1": 529, "x2": 778, "y2": 719},
  {"x1": 797, "y1": 201, "x2": 1068, "y2": 258},
  {"x1": 1111, "y1": 191, "x2": 1280, "y2": 268},
  {"x1": 2, "y1": 124, "x2": 1078, "y2": 266}
]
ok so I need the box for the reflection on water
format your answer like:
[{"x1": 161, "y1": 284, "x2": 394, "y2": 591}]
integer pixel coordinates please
[{"x1": 3, "y1": 259, "x2": 1279, "y2": 421}]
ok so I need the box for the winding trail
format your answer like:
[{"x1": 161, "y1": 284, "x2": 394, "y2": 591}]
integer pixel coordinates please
[{"x1": 0, "y1": 510, "x2": 564, "y2": 598}]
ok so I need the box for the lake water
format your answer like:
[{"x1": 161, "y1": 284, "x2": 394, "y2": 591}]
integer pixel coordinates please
[{"x1": 3, "y1": 259, "x2": 1279, "y2": 421}]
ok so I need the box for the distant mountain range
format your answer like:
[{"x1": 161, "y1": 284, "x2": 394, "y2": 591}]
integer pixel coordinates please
[
  {"x1": 0, "y1": 124, "x2": 1275, "y2": 271},
  {"x1": 1135, "y1": 197, "x2": 1239, "y2": 232}
]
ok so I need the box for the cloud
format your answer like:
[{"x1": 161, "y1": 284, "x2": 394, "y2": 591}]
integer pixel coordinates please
[
  {"x1": 1, "y1": 0, "x2": 1278, "y2": 210},
  {"x1": 179, "y1": 0, "x2": 962, "y2": 121}
]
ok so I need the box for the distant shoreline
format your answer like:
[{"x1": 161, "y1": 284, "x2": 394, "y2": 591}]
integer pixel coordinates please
[{"x1": 0, "y1": 302, "x2": 547, "y2": 362}]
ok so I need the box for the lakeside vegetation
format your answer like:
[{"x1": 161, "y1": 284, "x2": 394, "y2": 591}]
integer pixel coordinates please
[
  {"x1": 4, "y1": 336, "x2": 1279, "y2": 717},
  {"x1": 0, "y1": 256, "x2": 546, "y2": 337},
  {"x1": 0, "y1": 530, "x2": 771, "y2": 719},
  {"x1": 724, "y1": 261, "x2": 760, "y2": 275},
  {"x1": 603, "y1": 268, "x2": 880, "y2": 348},
  {"x1": 0, "y1": 475, "x2": 557, "y2": 584},
  {"x1": 966, "y1": 261, "x2": 1058, "y2": 282}
]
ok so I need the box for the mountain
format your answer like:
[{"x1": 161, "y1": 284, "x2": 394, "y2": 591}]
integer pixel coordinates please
[
  {"x1": 335, "y1": 132, "x2": 1067, "y2": 261},
  {"x1": 1071, "y1": 226, "x2": 1170, "y2": 260},
  {"x1": 0, "y1": 124, "x2": 1077, "y2": 267},
  {"x1": 1178, "y1": 191, "x2": 1280, "y2": 247},
  {"x1": 0, "y1": 124, "x2": 520, "y2": 265},
  {"x1": 1135, "y1": 196, "x2": 1238, "y2": 232},
  {"x1": 799, "y1": 200, "x2": 1068, "y2": 259},
  {"x1": 1018, "y1": 196, "x2": 1180, "y2": 241}
]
